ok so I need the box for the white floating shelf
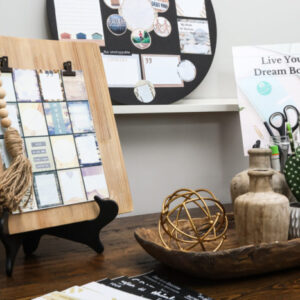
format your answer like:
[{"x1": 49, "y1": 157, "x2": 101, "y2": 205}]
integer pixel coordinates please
[{"x1": 113, "y1": 99, "x2": 239, "y2": 115}]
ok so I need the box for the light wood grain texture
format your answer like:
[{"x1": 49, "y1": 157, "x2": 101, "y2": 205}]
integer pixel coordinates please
[
  {"x1": 234, "y1": 169, "x2": 289, "y2": 245},
  {"x1": 135, "y1": 213, "x2": 300, "y2": 279},
  {"x1": 0, "y1": 35, "x2": 132, "y2": 234},
  {"x1": 5, "y1": 205, "x2": 300, "y2": 300}
]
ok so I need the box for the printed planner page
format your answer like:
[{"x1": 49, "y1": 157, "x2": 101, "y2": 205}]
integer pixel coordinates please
[
  {"x1": 54, "y1": 0, "x2": 105, "y2": 46},
  {"x1": 0, "y1": 68, "x2": 109, "y2": 214}
]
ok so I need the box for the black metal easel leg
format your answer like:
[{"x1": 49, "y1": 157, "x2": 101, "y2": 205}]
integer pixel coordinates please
[
  {"x1": 44, "y1": 196, "x2": 119, "y2": 253},
  {"x1": 0, "y1": 210, "x2": 23, "y2": 276},
  {"x1": 3, "y1": 236, "x2": 23, "y2": 276},
  {"x1": 0, "y1": 196, "x2": 119, "y2": 276}
]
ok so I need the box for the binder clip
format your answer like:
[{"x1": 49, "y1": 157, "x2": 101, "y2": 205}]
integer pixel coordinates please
[
  {"x1": 0, "y1": 56, "x2": 12, "y2": 73},
  {"x1": 62, "y1": 61, "x2": 76, "y2": 76}
]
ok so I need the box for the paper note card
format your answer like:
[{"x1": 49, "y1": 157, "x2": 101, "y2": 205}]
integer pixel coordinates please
[
  {"x1": 44, "y1": 102, "x2": 72, "y2": 135},
  {"x1": 38, "y1": 70, "x2": 65, "y2": 101},
  {"x1": 1, "y1": 73, "x2": 16, "y2": 102},
  {"x1": 25, "y1": 137, "x2": 55, "y2": 172},
  {"x1": 63, "y1": 71, "x2": 88, "y2": 101},
  {"x1": 34, "y1": 172, "x2": 62, "y2": 209},
  {"x1": 58, "y1": 169, "x2": 87, "y2": 205},
  {"x1": 19, "y1": 103, "x2": 48, "y2": 136},
  {"x1": 82, "y1": 165, "x2": 109, "y2": 200},
  {"x1": 68, "y1": 101, "x2": 94, "y2": 133},
  {"x1": 50, "y1": 135, "x2": 79, "y2": 169},
  {"x1": 178, "y1": 19, "x2": 211, "y2": 55},
  {"x1": 101, "y1": 54, "x2": 142, "y2": 88},
  {"x1": 13, "y1": 69, "x2": 42, "y2": 102},
  {"x1": 141, "y1": 55, "x2": 183, "y2": 87},
  {"x1": 54, "y1": 0, "x2": 105, "y2": 45},
  {"x1": 175, "y1": 0, "x2": 206, "y2": 18}
]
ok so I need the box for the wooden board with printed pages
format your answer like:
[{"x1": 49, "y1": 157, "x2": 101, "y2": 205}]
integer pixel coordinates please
[{"x1": 0, "y1": 35, "x2": 132, "y2": 235}]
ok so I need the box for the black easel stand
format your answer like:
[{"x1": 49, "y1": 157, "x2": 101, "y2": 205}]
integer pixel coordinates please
[{"x1": 0, "y1": 196, "x2": 119, "y2": 276}]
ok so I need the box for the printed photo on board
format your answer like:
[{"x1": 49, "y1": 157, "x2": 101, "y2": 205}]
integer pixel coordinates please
[
  {"x1": 178, "y1": 19, "x2": 211, "y2": 55},
  {"x1": 153, "y1": 17, "x2": 171, "y2": 37},
  {"x1": 131, "y1": 29, "x2": 152, "y2": 50},
  {"x1": 107, "y1": 14, "x2": 127, "y2": 36}
]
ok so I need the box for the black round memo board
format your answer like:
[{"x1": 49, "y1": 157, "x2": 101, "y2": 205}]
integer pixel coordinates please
[{"x1": 47, "y1": 0, "x2": 217, "y2": 105}]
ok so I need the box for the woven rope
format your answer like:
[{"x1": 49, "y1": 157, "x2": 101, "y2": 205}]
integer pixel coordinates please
[{"x1": 0, "y1": 127, "x2": 33, "y2": 212}]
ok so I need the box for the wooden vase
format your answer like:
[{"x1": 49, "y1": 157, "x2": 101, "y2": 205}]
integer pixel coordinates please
[
  {"x1": 231, "y1": 149, "x2": 293, "y2": 203},
  {"x1": 234, "y1": 169, "x2": 289, "y2": 245}
]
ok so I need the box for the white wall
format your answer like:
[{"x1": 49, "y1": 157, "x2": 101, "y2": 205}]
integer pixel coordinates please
[{"x1": 0, "y1": 0, "x2": 298, "y2": 215}]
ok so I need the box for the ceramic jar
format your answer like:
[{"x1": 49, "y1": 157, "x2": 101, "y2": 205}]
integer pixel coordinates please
[
  {"x1": 231, "y1": 149, "x2": 293, "y2": 203},
  {"x1": 234, "y1": 169, "x2": 290, "y2": 245}
]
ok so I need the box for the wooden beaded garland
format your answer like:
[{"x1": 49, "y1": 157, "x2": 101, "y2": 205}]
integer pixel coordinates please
[
  {"x1": 0, "y1": 109, "x2": 9, "y2": 118},
  {"x1": 0, "y1": 76, "x2": 10, "y2": 128},
  {"x1": 0, "y1": 87, "x2": 6, "y2": 99},
  {"x1": 0, "y1": 72, "x2": 33, "y2": 214},
  {"x1": 1, "y1": 117, "x2": 11, "y2": 128},
  {"x1": 0, "y1": 100, "x2": 7, "y2": 108}
]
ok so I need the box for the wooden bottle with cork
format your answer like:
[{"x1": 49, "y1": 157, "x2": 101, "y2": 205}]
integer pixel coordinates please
[
  {"x1": 234, "y1": 169, "x2": 289, "y2": 245},
  {"x1": 230, "y1": 148, "x2": 293, "y2": 203}
]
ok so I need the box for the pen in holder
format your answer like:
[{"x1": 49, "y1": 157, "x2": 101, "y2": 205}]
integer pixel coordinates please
[{"x1": 270, "y1": 136, "x2": 290, "y2": 172}]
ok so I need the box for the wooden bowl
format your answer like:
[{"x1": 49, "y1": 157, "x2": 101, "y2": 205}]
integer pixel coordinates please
[{"x1": 134, "y1": 214, "x2": 300, "y2": 279}]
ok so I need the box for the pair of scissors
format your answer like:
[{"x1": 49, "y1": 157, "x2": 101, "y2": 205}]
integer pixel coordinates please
[{"x1": 269, "y1": 105, "x2": 300, "y2": 136}]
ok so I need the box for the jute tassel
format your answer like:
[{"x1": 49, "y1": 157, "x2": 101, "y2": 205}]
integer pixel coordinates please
[
  {"x1": 0, "y1": 74, "x2": 33, "y2": 213},
  {"x1": 0, "y1": 128, "x2": 33, "y2": 212}
]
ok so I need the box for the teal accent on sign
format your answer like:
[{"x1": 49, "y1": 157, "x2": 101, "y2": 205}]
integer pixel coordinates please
[{"x1": 257, "y1": 81, "x2": 272, "y2": 95}]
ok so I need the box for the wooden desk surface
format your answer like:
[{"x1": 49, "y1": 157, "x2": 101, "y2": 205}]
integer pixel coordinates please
[{"x1": 1, "y1": 207, "x2": 300, "y2": 300}]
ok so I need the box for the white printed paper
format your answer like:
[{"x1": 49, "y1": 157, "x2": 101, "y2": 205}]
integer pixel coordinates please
[
  {"x1": 233, "y1": 43, "x2": 300, "y2": 155},
  {"x1": 58, "y1": 169, "x2": 87, "y2": 205},
  {"x1": 54, "y1": 0, "x2": 105, "y2": 45},
  {"x1": 175, "y1": 0, "x2": 206, "y2": 18},
  {"x1": 75, "y1": 134, "x2": 100, "y2": 165},
  {"x1": 35, "y1": 173, "x2": 61, "y2": 207},
  {"x1": 83, "y1": 282, "x2": 149, "y2": 300},
  {"x1": 39, "y1": 71, "x2": 65, "y2": 101},
  {"x1": 102, "y1": 54, "x2": 142, "y2": 88},
  {"x1": 119, "y1": 0, "x2": 156, "y2": 31},
  {"x1": 141, "y1": 55, "x2": 183, "y2": 87},
  {"x1": 1, "y1": 73, "x2": 16, "y2": 102}
]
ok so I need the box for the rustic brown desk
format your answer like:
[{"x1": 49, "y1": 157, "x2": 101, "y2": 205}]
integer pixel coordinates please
[{"x1": 1, "y1": 208, "x2": 300, "y2": 300}]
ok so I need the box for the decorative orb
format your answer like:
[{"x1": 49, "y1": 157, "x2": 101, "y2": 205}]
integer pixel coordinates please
[{"x1": 159, "y1": 188, "x2": 228, "y2": 252}]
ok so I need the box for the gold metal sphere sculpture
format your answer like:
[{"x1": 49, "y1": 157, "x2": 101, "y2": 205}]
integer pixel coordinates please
[{"x1": 158, "y1": 188, "x2": 228, "y2": 252}]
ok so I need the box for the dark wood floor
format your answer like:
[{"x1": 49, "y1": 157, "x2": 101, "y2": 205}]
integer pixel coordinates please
[{"x1": 1, "y1": 207, "x2": 300, "y2": 300}]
